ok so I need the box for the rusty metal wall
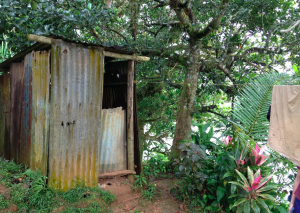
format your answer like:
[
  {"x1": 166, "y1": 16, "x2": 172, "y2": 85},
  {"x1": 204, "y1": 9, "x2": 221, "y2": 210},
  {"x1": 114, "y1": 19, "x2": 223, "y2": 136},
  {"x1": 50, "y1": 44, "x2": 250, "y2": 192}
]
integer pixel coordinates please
[
  {"x1": 0, "y1": 74, "x2": 10, "y2": 159},
  {"x1": 19, "y1": 51, "x2": 50, "y2": 175},
  {"x1": 10, "y1": 63, "x2": 24, "y2": 163},
  {"x1": 49, "y1": 40, "x2": 104, "y2": 190},
  {"x1": 100, "y1": 107, "x2": 126, "y2": 173},
  {"x1": 19, "y1": 53, "x2": 33, "y2": 167},
  {"x1": 30, "y1": 51, "x2": 50, "y2": 175},
  {"x1": 10, "y1": 52, "x2": 50, "y2": 174},
  {"x1": 103, "y1": 61, "x2": 141, "y2": 175}
]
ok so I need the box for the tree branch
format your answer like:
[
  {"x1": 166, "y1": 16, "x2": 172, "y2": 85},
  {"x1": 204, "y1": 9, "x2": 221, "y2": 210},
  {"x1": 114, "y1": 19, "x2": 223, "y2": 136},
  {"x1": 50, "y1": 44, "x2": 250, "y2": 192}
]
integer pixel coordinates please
[
  {"x1": 90, "y1": 28, "x2": 103, "y2": 43},
  {"x1": 195, "y1": 0, "x2": 231, "y2": 39},
  {"x1": 152, "y1": 0, "x2": 167, "y2": 9},
  {"x1": 207, "y1": 110, "x2": 228, "y2": 119},
  {"x1": 139, "y1": 117, "x2": 161, "y2": 123},
  {"x1": 169, "y1": 0, "x2": 193, "y2": 30},
  {"x1": 217, "y1": 62, "x2": 234, "y2": 82},
  {"x1": 98, "y1": 25, "x2": 129, "y2": 42},
  {"x1": 242, "y1": 47, "x2": 276, "y2": 56},
  {"x1": 280, "y1": 19, "x2": 300, "y2": 33}
]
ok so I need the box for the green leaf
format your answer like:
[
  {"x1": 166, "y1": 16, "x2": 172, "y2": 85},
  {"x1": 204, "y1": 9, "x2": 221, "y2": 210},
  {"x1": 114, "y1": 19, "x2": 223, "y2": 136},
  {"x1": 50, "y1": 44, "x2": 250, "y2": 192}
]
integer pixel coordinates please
[
  {"x1": 228, "y1": 194, "x2": 242, "y2": 199},
  {"x1": 236, "y1": 202, "x2": 245, "y2": 213},
  {"x1": 223, "y1": 171, "x2": 233, "y2": 179},
  {"x1": 254, "y1": 169, "x2": 261, "y2": 180},
  {"x1": 235, "y1": 169, "x2": 249, "y2": 187},
  {"x1": 231, "y1": 198, "x2": 247, "y2": 209},
  {"x1": 230, "y1": 73, "x2": 288, "y2": 143},
  {"x1": 244, "y1": 200, "x2": 251, "y2": 213},
  {"x1": 251, "y1": 200, "x2": 260, "y2": 213},
  {"x1": 231, "y1": 184, "x2": 236, "y2": 194},
  {"x1": 256, "y1": 198, "x2": 271, "y2": 213},
  {"x1": 31, "y1": 0, "x2": 38, "y2": 10},
  {"x1": 179, "y1": 165, "x2": 185, "y2": 171},
  {"x1": 256, "y1": 185, "x2": 277, "y2": 193},
  {"x1": 247, "y1": 167, "x2": 254, "y2": 185},
  {"x1": 293, "y1": 64, "x2": 299, "y2": 74},
  {"x1": 217, "y1": 186, "x2": 226, "y2": 202},
  {"x1": 229, "y1": 181, "x2": 248, "y2": 191},
  {"x1": 257, "y1": 194, "x2": 276, "y2": 201}
]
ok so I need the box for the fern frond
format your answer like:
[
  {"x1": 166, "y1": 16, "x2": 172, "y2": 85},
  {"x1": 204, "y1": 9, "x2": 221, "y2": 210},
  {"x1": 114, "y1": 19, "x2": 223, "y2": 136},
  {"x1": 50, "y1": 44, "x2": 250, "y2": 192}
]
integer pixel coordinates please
[{"x1": 231, "y1": 72, "x2": 289, "y2": 145}]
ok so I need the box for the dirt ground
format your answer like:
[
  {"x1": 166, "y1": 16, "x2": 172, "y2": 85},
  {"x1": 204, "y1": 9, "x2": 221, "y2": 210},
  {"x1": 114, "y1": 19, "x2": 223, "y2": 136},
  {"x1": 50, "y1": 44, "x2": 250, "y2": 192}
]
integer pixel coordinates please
[
  {"x1": 0, "y1": 184, "x2": 17, "y2": 212},
  {"x1": 99, "y1": 177, "x2": 185, "y2": 213},
  {"x1": 0, "y1": 177, "x2": 185, "y2": 213}
]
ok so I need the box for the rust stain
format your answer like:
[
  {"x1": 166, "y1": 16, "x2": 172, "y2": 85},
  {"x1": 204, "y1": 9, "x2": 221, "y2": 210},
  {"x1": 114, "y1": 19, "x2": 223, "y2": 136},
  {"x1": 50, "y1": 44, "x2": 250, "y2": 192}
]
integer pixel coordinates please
[
  {"x1": 30, "y1": 51, "x2": 50, "y2": 175},
  {"x1": 0, "y1": 74, "x2": 10, "y2": 159},
  {"x1": 48, "y1": 40, "x2": 103, "y2": 190},
  {"x1": 20, "y1": 52, "x2": 33, "y2": 168},
  {"x1": 9, "y1": 51, "x2": 50, "y2": 174},
  {"x1": 10, "y1": 63, "x2": 24, "y2": 163}
]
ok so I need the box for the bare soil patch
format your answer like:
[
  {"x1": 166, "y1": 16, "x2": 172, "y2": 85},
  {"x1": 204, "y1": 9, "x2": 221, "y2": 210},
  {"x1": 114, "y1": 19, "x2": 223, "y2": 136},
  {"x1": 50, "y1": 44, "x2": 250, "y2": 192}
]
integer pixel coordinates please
[{"x1": 100, "y1": 177, "x2": 184, "y2": 213}]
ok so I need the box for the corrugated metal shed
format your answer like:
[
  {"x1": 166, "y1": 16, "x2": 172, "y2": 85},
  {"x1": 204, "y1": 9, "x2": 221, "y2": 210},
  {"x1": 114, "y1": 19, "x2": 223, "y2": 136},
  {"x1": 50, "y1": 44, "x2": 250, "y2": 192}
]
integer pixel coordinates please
[
  {"x1": 0, "y1": 74, "x2": 10, "y2": 159},
  {"x1": 48, "y1": 40, "x2": 104, "y2": 190},
  {"x1": 100, "y1": 107, "x2": 126, "y2": 173},
  {"x1": 10, "y1": 63, "x2": 24, "y2": 163},
  {"x1": 103, "y1": 61, "x2": 141, "y2": 174},
  {"x1": 0, "y1": 35, "x2": 144, "y2": 190}
]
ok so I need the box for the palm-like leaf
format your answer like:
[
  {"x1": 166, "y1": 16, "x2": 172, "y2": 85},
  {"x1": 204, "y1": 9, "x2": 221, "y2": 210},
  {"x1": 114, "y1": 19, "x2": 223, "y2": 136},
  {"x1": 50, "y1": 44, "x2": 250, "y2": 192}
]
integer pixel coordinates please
[{"x1": 231, "y1": 72, "x2": 290, "y2": 145}]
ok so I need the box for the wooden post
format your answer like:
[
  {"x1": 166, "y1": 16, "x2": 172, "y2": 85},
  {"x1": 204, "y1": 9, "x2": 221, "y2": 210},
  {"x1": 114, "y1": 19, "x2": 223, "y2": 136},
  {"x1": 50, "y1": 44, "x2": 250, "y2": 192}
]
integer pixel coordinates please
[{"x1": 127, "y1": 60, "x2": 135, "y2": 183}]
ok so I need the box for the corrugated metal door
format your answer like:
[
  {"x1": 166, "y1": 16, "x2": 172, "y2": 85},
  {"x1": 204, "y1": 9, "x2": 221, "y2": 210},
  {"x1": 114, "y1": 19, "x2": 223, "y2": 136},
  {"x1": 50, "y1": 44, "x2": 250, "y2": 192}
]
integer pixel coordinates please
[
  {"x1": 49, "y1": 40, "x2": 104, "y2": 190},
  {"x1": 10, "y1": 63, "x2": 24, "y2": 163},
  {"x1": 0, "y1": 74, "x2": 10, "y2": 159},
  {"x1": 100, "y1": 107, "x2": 126, "y2": 174}
]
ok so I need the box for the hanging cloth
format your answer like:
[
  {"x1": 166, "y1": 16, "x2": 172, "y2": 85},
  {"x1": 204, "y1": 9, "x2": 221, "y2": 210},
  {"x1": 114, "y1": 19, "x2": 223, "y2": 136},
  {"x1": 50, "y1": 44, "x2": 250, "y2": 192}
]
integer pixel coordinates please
[{"x1": 268, "y1": 85, "x2": 300, "y2": 166}]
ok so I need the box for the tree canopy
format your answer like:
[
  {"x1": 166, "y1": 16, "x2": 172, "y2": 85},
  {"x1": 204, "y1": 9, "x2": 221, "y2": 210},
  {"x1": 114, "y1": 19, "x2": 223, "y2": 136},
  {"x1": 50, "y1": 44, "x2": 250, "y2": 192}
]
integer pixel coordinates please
[{"x1": 1, "y1": 0, "x2": 300, "y2": 157}]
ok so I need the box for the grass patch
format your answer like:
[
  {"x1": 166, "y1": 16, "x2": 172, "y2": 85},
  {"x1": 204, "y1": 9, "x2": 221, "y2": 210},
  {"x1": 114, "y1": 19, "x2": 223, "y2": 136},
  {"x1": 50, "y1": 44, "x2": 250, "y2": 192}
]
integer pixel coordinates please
[{"x1": 0, "y1": 157, "x2": 115, "y2": 212}]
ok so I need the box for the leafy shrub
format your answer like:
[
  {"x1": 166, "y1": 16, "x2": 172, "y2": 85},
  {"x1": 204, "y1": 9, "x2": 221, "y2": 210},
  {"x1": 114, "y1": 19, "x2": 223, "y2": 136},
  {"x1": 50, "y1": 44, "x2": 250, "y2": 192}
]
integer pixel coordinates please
[
  {"x1": 134, "y1": 172, "x2": 157, "y2": 201},
  {"x1": 171, "y1": 121, "x2": 286, "y2": 212},
  {"x1": 141, "y1": 183, "x2": 156, "y2": 200},
  {"x1": 230, "y1": 167, "x2": 276, "y2": 212},
  {"x1": 143, "y1": 153, "x2": 171, "y2": 177}
]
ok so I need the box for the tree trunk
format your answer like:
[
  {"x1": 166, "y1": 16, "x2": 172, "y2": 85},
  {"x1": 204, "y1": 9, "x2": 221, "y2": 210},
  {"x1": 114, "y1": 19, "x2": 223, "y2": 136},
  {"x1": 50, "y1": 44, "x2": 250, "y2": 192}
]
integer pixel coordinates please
[{"x1": 170, "y1": 41, "x2": 201, "y2": 159}]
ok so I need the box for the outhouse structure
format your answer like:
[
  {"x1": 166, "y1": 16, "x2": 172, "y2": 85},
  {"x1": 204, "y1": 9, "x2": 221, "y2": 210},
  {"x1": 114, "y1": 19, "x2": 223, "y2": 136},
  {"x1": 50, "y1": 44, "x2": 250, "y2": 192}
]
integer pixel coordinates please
[{"x1": 0, "y1": 35, "x2": 148, "y2": 190}]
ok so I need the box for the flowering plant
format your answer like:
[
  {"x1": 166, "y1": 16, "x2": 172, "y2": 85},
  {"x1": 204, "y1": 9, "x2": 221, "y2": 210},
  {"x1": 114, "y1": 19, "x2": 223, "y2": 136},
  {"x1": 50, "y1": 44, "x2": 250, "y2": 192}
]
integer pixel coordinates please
[
  {"x1": 223, "y1": 135, "x2": 233, "y2": 146},
  {"x1": 251, "y1": 143, "x2": 269, "y2": 166},
  {"x1": 229, "y1": 167, "x2": 276, "y2": 213}
]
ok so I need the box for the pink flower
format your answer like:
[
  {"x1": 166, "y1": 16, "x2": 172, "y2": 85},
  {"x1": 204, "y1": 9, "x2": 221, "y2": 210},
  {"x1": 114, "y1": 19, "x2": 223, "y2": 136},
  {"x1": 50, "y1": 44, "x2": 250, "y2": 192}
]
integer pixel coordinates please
[
  {"x1": 238, "y1": 159, "x2": 245, "y2": 165},
  {"x1": 251, "y1": 143, "x2": 269, "y2": 166},
  {"x1": 247, "y1": 175, "x2": 261, "y2": 191},
  {"x1": 223, "y1": 136, "x2": 233, "y2": 146}
]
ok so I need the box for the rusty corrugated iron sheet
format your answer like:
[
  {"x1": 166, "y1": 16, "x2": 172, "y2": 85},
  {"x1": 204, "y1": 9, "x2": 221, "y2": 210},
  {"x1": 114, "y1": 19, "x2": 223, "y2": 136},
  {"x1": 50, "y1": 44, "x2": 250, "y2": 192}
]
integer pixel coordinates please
[
  {"x1": 49, "y1": 40, "x2": 104, "y2": 190},
  {"x1": 0, "y1": 35, "x2": 133, "y2": 71},
  {"x1": 10, "y1": 63, "x2": 24, "y2": 163},
  {"x1": 103, "y1": 61, "x2": 141, "y2": 175},
  {"x1": 20, "y1": 53, "x2": 33, "y2": 167},
  {"x1": 100, "y1": 107, "x2": 126, "y2": 174},
  {"x1": 30, "y1": 51, "x2": 50, "y2": 175},
  {"x1": 0, "y1": 74, "x2": 10, "y2": 159},
  {"x1": 19, "y1": 51, "x2": 50, "y2": 175},
  {"x1": 10, "y1": 51, "x2": 50, "y2": 174}
]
